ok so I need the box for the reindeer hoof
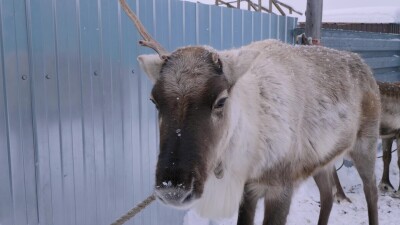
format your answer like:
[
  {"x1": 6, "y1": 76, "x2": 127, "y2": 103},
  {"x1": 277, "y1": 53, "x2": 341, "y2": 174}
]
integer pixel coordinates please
[
  {"x1": 390, "y1": 191, "x2": 400, "y2": 199},
  {"x1": 334, "y1": 193, "x2": 352, "y2": 204},
  {"x1": 378, "y1": 182, "x2": 395, "y2": 193}
]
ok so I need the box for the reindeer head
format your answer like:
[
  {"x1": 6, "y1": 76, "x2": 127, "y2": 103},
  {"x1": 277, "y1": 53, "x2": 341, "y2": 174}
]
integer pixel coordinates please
[
  {"x1": 120, "y1": 0, "x2": 258, "y2": 209},
  {"x1": 140, "y1": 47, "x2": 232, "y2": 209}
]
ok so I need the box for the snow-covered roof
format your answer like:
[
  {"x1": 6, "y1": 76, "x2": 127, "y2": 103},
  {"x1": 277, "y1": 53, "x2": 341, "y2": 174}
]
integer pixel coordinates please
[
  {"x1": 321, "y1": 7, "x2": 400, "y2": 23},
  {"x1": 188, "y1": 1, "x2": 400, "y2": 24}
]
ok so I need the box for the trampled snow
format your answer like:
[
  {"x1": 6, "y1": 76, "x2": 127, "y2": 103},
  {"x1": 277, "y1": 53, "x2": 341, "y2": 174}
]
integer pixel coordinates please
[{"x1": 184, "y1": 144, "x2": 400, "y2": 225}]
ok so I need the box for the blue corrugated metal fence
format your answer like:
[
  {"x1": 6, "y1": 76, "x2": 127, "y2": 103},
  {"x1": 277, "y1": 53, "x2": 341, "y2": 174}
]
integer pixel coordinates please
[
  {"x1": 0, "y1": 0, "x2": 297, "y2": 224},
  {"x1": 295, "y1": 28, "x2": 400, "y2": 82}
]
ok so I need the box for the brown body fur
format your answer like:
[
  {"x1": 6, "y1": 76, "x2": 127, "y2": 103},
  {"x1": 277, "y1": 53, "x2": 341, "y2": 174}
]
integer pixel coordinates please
[{"x1": 378, "y1": 82, "x2": 400, "y2": 195}]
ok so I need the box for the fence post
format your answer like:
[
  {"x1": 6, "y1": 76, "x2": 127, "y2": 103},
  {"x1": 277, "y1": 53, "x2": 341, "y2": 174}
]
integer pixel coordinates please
[
  {"x1": 269, "y1": 0, "x2": 273, "y2": 13},
  {"x1": 305, "y1": 0, "x2": 323, "y2": 45}
]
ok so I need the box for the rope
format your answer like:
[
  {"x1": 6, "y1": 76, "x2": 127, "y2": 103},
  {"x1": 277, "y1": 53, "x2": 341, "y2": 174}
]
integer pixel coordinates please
[
  {"x1": 110, "y1": 194, "x2": 156, "y2": 225},
  {"x1": 336, "y1": 148, "x2": 398, "y2": 171},
  {"x1": 377, "y1": 148, "x2": 397, "y2": 159},
  {"x1": 336, "y1": 161, "x2": 344, "y2": 171}
]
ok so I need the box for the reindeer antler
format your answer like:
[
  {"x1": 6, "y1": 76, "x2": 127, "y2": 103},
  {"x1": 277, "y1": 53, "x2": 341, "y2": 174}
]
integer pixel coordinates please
[{"x1": 119, "y1": 0, "x2": 169, "y2": 60}]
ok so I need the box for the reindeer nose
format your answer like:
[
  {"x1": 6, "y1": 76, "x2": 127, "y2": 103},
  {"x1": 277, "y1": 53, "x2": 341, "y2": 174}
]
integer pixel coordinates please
[{"x1": 155, "y1": 181, "x2": 195, "y2": 207}]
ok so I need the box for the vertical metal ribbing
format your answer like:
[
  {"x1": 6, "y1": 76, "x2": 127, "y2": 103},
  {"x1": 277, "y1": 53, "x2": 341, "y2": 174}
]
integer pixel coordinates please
[{"x1": 0, "y1": 0, "x2": 300, "y2": 224}]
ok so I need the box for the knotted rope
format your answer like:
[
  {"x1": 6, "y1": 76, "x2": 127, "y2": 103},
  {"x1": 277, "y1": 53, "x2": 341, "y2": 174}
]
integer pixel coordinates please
[{"x1": 110, "y1": 194, "x2": 156, "y2": 225}]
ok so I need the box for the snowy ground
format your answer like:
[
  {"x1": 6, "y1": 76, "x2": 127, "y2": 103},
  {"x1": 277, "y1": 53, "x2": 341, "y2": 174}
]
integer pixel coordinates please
[{"x1": 183, "y1": 144, "x2": 400, "y2": 225}]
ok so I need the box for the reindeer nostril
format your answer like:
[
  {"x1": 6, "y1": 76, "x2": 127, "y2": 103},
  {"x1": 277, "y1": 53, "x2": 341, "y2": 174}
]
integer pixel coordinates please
[
  {"x1": 182, "y1": 192, "x2": 193, "y2": 203},
  {"x1": 157, "y1": 195, "x2": 166, "y2": 203}
]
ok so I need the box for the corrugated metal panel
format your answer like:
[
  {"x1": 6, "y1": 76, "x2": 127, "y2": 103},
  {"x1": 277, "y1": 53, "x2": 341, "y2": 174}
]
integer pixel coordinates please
[
  {"x1": 0, "y1": 0, "x2": 297, "y2": 224},
  {"x1": 321, "y1": 34, "x2": 400, "y2": 82},
  {"x1": 299, "y1": 22, "x2": 400, "y2": 34},
  {"x1": 0, "y1": 1, "x2": 38, "y2": 225},
  {"x1": 295, "y1": 28, "x2": 400, "y2": 82}
]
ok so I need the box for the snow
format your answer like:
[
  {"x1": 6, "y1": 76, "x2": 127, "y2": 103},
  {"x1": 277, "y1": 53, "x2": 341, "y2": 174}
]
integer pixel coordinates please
[
  {"x1": 321, "y1": 7, "x2": 400, "y2": 24},
  {"x1": 183, "y1": 144, "x2": 400, "y2": 225}
]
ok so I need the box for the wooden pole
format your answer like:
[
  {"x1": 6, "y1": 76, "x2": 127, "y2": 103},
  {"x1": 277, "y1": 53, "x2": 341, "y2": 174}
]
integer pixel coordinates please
[
  {"x1": 237, "y1": 0, "x2": 240, "y2": 8},
  {"x1": 305, "y1": 0, "x2": 323, "y2": 45},
  {"x1": 269, "y1": 0, "x2": 273, "y2": 13},
  {"x1": 258, "y1": 0, "x2": 262, "y2": 12},
  {"x1": 272, "y1": 1, "x2": 285, "y2": 16}
]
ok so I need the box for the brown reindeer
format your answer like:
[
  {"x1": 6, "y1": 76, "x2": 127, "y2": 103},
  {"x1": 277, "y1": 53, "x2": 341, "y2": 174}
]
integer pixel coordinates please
[
  {"x1": 377, "y1": 82, "x2": 400, "y2": 196},
  {"x1": 119, "y1": 1, "x2": 381, "y2": 224},
  {"x1": 334, "y1": 82, "x2": 400, "y2": 201},
  {"x1": 379, "y1": 131, "x2": 400, "y2": 197}
]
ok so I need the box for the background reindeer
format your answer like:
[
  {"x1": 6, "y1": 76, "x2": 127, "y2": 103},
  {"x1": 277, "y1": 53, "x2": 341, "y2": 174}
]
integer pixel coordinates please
[
  {"x1": 377, "y1": 82, "x2": 400, "y2": 197},
  {"x1": 334, "y1": 82, "x2": 400, "y2": 201},
  {"x1": 120, "y1": 1, "x2": 381, "y2": 224}
]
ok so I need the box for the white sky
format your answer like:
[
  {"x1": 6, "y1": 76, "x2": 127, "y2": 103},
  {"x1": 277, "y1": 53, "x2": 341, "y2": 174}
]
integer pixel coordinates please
[
  {"x1": 190, "y1": 0, "x2": 400, "y2": 22},
  {"x1": 280, "y1": 0, "x2": 397, "y2": 12},
  {"x1": 193, "y1": 0, "x2": 398, "y2": 12}
]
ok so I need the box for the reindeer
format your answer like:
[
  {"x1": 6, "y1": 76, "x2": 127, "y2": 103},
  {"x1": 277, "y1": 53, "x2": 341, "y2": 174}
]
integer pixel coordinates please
[
  {"x1": 334, "y1": 82, "x2": 400, "y2": 201},
  {"x1": 378, "y1": 81, "x2": 400, "y2": 197},
  {"x1": 119, "y1": 1, "x2": 380, "y2": 224}
]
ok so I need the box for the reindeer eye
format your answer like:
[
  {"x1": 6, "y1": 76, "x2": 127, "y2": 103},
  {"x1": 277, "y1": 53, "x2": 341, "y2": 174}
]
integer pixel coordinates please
[
  {"x1": 214, "y1": 97, "x2": 228, "y2": 109},
  {"x1": 150, "y1": 98, "x2": 159, "y2": 109}
]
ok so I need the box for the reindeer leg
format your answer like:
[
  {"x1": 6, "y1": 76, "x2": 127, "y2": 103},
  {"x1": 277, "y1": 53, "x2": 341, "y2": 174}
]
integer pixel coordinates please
[
  {"x1": 263, "y1": 186, "x2": 293, "y2": 225},
  {"x1": 379, "y1": 137, "x2": 395, "y2": 193},
  {"x1": 394, "y1": 135, "x2": 400, "y2": 198},
  {"x1": 237, "y1": 185, "x2": 259, "y2": 225},
  {"x1": 350, "y1": 136, "x2": 379, "y2": 225},
  {"x1": 313, "y1": 168, "x2": 334, "y2": 225},
  {"x1": 332, "y1": 167, "x2": 352, "y2": 203}
]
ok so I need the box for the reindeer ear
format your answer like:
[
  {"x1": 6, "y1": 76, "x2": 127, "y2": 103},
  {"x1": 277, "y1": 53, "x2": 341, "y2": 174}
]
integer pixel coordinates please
[
  {"x1": 211, "y1": 52, "x2": 223, "y2": 71},
  {"x1": 137, "y1": 54, "x2": 164, "y2": 83},
  {"x1": 219, "y1": 49, "x2": 260, "y2": 85}
]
